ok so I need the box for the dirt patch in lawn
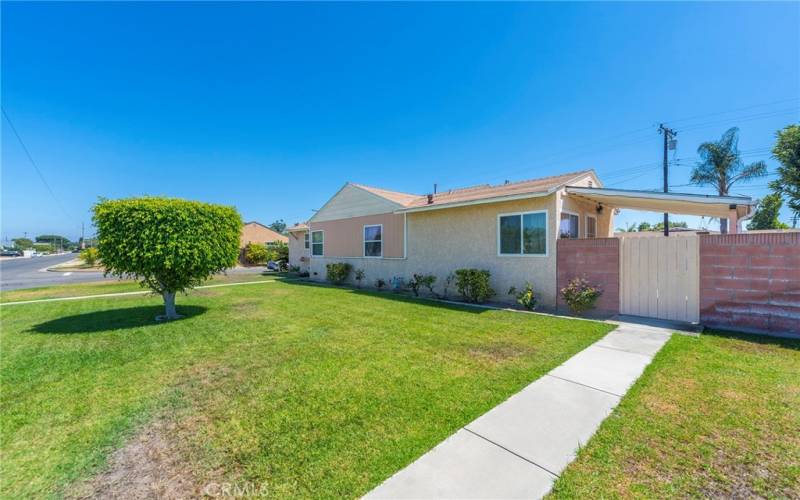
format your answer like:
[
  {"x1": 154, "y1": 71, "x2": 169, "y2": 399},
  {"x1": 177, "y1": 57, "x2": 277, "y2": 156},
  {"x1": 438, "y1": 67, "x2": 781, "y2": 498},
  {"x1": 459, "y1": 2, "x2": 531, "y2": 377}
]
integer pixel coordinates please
[
  {"x1": 229, "y1": 299, "x2": 274, "y2": 320},
  {"x1": 70, "y1": 421, "x2": 204, "y2": 500},
  {"x1": 468, "y1": 342, "x2": 534, "y2": 363}
]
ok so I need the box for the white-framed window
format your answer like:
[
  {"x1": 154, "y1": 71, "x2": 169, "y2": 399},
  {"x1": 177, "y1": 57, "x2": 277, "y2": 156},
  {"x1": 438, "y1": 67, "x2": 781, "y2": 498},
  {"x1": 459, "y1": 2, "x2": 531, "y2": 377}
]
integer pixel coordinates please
[
  {"x1": 498, "y1": 211, "x2": 547, "y2": 256},
  {"x1": 559, "y1": 211, "x2": 579, "y2": 239},
  {"x1": 304, "y1": 232, "x2": 309, "y2": 249},
  {"x1": 363, "y1": 224, "x2": 383, "y2": 257},
  {"x1": 311, "y1": 231, "x2": 324, "y2": 256},
  {"x1": 586, "y1": 215, "x2": 597, "y2": 239}
]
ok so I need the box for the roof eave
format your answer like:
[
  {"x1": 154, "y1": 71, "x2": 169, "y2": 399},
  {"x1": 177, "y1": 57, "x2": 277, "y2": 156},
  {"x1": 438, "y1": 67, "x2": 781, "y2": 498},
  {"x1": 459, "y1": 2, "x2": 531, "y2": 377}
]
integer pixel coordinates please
[{"x1": 564, "y1": 186, "x2": 753, "y2": 205}]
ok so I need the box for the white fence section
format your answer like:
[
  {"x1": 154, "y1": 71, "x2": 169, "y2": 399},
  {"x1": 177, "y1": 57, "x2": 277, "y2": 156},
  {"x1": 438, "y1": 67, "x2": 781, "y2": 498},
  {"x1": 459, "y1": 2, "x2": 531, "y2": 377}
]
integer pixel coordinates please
[{"x1": 620, "y1": 235, "x2": 700, "y2": 323}]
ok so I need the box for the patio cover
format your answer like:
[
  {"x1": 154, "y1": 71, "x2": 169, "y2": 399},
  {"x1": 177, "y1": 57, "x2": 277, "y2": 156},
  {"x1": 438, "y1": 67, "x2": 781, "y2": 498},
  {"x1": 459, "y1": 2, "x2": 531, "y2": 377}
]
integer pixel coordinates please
[{"x1": 564, "y1": 186, "x2": 754, "y2": 219}]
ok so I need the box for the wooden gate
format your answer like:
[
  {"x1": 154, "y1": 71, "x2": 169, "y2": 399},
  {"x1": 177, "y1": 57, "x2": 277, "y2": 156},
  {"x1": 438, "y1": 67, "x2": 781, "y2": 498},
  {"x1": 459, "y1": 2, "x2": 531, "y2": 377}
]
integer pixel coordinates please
[{"x1": 620, "y1": 235, "x2": 700, "y2": 323}]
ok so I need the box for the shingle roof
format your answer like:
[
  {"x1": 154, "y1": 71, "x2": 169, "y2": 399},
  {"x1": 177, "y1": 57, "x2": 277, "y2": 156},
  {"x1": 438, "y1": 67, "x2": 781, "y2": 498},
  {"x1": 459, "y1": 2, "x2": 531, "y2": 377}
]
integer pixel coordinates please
[
  {"x1": 404, "y1": 170, "x2": 593, "y2": 209},
  {"x1": 347, "y1": 170, "x2": 594, "y2": 210}
]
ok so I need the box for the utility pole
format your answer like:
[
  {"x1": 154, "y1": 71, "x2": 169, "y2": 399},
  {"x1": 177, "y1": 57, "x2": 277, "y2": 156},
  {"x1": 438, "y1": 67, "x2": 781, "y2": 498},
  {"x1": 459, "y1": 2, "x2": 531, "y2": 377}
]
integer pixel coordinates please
[{"x1": 658, "y1": 124, "x2": 677, "y2": 236}]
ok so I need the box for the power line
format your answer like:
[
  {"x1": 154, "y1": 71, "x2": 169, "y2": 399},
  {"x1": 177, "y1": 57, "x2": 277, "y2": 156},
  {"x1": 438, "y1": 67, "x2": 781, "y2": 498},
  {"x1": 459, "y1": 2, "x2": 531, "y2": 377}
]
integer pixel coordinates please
[
  {"x1": 477, "y1": 133, "x2": 660, "y2": 187},
  {"x1": 435, "y1": 125, "x2": 660, "y2": 189},
  {"x1": 662, "y1": 97, "x2": 799, "y2": 127},
  {"x1": 675, "y1": 108, "x2": 799, "y2": 134},
  {"x1": 605, "y1": 165, "x2": 667, "y2": 187},
  {"x1": 2, "y1": 107, "x2": 72, "y2": 220},
  {"x1": 438, "y1": 98, "x2": 797, "y2": 191}
]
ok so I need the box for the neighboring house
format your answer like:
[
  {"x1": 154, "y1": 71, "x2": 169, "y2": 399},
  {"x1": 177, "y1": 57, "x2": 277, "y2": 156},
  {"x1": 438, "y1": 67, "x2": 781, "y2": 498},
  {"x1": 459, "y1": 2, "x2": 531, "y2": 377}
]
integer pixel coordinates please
[
  {"x1": 290, "y1": 169, "x2": 755, "y2": 308},
  {"x1": 240, "y1": 221, "x2": 288, "y2": 257}
]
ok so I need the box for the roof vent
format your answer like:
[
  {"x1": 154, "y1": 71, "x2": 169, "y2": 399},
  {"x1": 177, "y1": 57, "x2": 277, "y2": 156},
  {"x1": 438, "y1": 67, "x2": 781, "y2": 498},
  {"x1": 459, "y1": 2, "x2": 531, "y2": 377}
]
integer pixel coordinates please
[
  {"x1": 427, "y1": 194, "x2": 434, "y2": 204},
  {"x1": 504, "y1": 180, "x2": 510, "y2": 185}
]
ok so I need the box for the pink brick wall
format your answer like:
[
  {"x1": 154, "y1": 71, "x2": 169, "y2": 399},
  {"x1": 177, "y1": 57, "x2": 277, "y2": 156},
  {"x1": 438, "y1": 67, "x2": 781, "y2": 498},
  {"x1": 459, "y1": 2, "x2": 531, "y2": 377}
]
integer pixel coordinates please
[
  {"x1": 557, "y1": 238, "x2": 619, "y2": 316},
  {"x1": 700, "y1": 233, "x2": 800, "y2": 336}
]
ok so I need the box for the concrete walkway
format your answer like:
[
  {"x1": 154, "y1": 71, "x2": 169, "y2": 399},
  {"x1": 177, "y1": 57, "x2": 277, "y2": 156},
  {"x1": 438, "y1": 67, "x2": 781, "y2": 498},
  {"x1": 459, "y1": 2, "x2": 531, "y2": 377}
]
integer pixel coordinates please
[{"x1": 366, "y1": 322, "x2": 673, "y2": 499}]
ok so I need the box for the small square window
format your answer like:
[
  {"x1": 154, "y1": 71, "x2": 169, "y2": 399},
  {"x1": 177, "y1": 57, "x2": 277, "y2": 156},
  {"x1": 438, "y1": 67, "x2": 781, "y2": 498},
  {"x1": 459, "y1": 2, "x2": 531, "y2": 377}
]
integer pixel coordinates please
[{"x1": 560, "y1": 213, "x2": 579, "y2": 239}]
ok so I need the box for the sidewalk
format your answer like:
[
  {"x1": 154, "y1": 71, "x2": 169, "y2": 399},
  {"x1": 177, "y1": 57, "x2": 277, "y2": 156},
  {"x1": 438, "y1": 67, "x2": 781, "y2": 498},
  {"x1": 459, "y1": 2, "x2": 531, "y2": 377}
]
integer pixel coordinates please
[{"x1": 366, "y1": 322, "x2": 673, "y2": 499}]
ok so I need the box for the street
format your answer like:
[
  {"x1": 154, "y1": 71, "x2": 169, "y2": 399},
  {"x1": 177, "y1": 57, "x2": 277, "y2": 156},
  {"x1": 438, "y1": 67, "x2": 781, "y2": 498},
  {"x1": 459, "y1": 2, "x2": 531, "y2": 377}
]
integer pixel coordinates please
[
  {"x1": 0, "y1": 254, "x2": 272, "y2": 291},
  {"x1": 0, "y1": 253, "x2": 109, "y2": 291}
]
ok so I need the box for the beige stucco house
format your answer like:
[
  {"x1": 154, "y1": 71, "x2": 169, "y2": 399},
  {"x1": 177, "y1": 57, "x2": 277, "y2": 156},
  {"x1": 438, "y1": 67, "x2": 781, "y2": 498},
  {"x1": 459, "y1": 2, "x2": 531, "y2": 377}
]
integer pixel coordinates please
[
  {"x1": 241, "y1": 221, "x2": 288, "y2": 247},
  {"x1": 289, "y1": 169, "x2": 754, "y2": 308}
]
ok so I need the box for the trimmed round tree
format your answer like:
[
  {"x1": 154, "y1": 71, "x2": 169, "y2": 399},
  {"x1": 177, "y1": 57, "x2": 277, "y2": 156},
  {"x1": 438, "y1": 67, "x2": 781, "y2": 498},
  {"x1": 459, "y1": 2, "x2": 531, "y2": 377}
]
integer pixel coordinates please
[{"x1": 93, "y1": 197, "x2": 242, "y2": 320}]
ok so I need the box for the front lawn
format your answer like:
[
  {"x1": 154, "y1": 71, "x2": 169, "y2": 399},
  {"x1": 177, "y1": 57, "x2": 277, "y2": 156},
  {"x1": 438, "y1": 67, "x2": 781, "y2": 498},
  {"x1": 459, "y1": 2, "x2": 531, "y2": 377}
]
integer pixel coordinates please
[
  {"x1": 0, "y1": 271, "x2": 275, "y2": 303},
  {"x1": 0, "y1": 280, "x2": 611, "y2": 497},
  {"x1": 551, "y1": 331, "x2": 800, "y2": 498}
]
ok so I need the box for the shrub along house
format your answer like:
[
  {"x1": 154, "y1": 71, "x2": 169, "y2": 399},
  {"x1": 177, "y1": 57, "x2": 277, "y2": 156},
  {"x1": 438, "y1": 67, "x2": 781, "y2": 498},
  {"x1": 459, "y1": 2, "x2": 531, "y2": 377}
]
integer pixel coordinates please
[{"x1": 290, "y1": 169, "x2": 758, "y2": 315}]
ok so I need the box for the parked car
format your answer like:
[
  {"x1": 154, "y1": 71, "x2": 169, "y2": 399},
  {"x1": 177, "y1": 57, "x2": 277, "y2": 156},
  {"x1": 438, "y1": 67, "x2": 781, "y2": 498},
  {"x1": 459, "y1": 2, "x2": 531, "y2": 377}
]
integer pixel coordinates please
[{"x1": 0, "y1": 250, "x2": 22, "y2": 257}]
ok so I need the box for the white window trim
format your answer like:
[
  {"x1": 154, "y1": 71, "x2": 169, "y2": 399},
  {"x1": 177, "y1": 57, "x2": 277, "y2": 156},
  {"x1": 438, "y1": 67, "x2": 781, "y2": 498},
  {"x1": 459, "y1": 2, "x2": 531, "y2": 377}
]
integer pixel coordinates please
[
  {"x1": 363, "y1": 224, "x2": 383, "y2": 258},
  {"x1": 559, "y1": 209, "x2": 580, "y2": 239},
  {"x1": 496, "y1": 210, "x2": 549, "y2": 258},
  {"x1": 311, "y1": 230, "x2": 324, "y2": 257},
  {"x1": 585, "y1": 214, "x2": 597, "y2": 239}
]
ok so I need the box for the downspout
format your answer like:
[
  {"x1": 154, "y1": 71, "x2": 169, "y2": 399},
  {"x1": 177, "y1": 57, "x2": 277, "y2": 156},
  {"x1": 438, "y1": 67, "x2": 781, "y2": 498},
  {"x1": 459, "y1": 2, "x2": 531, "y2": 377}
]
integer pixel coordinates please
[{"x1": 403, "y1": 212, "x2": 408, "y2": 259}]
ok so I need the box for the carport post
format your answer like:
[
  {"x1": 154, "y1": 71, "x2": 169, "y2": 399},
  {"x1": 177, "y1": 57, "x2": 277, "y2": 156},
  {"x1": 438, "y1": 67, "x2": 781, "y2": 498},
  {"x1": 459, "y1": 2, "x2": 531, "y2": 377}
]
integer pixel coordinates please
[{"x1": 728, "y1": 205, "x2": 738, "y2": 234}]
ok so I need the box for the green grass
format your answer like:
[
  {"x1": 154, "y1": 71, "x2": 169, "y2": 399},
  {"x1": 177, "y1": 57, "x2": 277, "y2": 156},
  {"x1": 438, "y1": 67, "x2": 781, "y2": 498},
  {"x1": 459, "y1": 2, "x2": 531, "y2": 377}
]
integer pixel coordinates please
[
  {"x1": 551, "y1": 331, "x2": 800, "y2": 498},
  {"x1": 0, "y1": 280, "x2": 611, "y2": 498},
  {"x1": 0, "y1": 272, "x2": 277, "y2": 303}
]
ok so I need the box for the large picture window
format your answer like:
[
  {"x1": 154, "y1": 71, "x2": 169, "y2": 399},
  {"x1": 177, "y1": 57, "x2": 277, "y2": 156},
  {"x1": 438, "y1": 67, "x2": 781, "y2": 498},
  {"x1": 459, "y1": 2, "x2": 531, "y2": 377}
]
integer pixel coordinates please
[
  {"x1": 498, "y1": 211, "x2": 547, "y2": 256},
  {"x1": 560, "y1": 212, "x2": 579, "y2": 239},
  {"x1": 311, "y1": 231, "x2": 324, "y2": 256},
  {"x1": 364, "y1": 224, "x2": 382, "y2": 257}
]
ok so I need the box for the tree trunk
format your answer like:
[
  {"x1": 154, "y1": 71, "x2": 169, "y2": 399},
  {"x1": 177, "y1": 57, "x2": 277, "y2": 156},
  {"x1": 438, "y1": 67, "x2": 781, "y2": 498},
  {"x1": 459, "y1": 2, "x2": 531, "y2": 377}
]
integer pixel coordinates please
[
  {"x1": 719, "y1": 188, "x2": 729, "y2": 234},
  {"x1": 158, "y1": 291, "x2": 182, "y2": 320}
]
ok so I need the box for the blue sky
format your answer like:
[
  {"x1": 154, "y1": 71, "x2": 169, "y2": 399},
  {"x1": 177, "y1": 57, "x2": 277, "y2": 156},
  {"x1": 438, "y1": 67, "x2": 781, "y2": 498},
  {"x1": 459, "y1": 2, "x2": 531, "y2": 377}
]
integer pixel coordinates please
[{"x1": 2, "y1": 2, "x2": 798, "y2": 242}]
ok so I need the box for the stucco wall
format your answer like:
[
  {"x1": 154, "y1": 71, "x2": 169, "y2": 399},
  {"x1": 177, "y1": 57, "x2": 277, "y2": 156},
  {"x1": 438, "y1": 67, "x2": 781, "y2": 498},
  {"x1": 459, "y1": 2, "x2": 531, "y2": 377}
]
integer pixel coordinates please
[
  {"x1": 308, "y1": 194, "x2": 561, "y2": 307},
  {"x1": 287, "y1": 230, "x2": 309, "y2": 270},
  {"x1": 308, "y1": 213, "x2": 405, "y2": 258},
  {"x1": 559, "y1": 192, "x2": 614, "y2": 238}
]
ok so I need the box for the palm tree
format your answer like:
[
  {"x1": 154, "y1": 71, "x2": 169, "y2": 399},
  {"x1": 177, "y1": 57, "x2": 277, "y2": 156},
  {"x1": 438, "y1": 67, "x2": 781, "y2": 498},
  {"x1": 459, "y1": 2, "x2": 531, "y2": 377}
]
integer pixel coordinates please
[{"x1": 690, "y1": 127, "x2": 767, "y2": 233}]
